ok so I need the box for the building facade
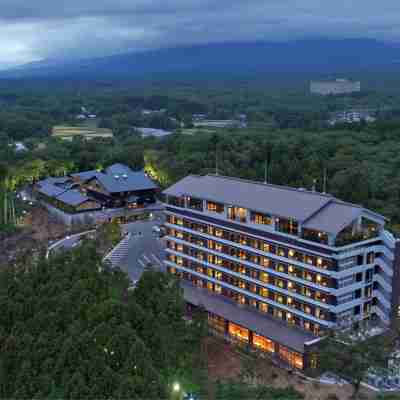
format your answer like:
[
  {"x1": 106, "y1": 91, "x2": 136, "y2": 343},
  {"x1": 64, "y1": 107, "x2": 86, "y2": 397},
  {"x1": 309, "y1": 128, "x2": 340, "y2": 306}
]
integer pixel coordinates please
[
  {"x1": 162, "y1": 175, "x2": 399, "y2": 370},
  {"x1": 310, "y1": 79, "x2": 361, "y2": 95}
]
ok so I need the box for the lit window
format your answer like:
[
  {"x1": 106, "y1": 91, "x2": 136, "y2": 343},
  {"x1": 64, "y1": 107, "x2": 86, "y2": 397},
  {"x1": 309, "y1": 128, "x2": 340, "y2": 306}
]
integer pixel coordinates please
[
  {"x1": 317, "y1": 258, "x2": 323, "y2": 266},
  {"x1": 260, "y1": 287, "x2": 269, "y2": 297},
  {"x1": 288, "y1": 282, "x2": 293, "y2": 289},
  {"x1": 259, "y1": 303, "x2": 268, "y2": 313},
  {"x1": 289, "y1": 249, "x2": 295, "y2": 258},
  {"x1": 316, "y1": 274, "x2": 322, "y2": 283},
  {"x1": 215, "y1": 284, "x2": 222, "y2": 294},
  {"x1": 287, "y1": 297, "x2": 293, "y2": 305},
  {"x1": 288, "y1": 265, "x2": 294, "y2": 273}
]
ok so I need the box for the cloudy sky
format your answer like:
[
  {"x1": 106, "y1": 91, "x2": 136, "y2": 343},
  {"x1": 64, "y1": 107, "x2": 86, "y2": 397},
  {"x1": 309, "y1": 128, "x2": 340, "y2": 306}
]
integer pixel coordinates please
[{"x1": 0, "y1": 0, "x2": 399, "y2": 69}]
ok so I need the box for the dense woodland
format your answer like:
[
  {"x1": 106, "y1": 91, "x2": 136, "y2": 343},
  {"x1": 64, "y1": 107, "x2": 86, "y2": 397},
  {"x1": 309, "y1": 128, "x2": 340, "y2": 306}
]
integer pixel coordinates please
[{"x1": 0, "y1": 243, "x2": 207, "y2": 399}]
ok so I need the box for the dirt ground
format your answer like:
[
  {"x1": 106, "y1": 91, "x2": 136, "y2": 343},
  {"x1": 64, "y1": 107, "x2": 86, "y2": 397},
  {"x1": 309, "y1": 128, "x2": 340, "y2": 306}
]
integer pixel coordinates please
[
  {"x1": 0, "y1": 206, "x2": 71, "y2": 267},
  {"x1": 205, "y1": 337, "x2": 379, "y2": 400}
]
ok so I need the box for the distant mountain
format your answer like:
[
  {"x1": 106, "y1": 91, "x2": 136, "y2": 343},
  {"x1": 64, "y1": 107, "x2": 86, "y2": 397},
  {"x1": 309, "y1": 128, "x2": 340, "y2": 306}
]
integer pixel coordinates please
[{"x1": 1, "y1": 39, "x2": 399, "y2": 81}]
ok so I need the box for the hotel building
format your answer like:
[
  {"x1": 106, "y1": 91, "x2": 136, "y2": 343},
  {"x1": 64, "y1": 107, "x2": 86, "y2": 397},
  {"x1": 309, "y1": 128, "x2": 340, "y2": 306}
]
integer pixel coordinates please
[{"x1": 163, "y1": 175, "x2": 400, "y2": 371}]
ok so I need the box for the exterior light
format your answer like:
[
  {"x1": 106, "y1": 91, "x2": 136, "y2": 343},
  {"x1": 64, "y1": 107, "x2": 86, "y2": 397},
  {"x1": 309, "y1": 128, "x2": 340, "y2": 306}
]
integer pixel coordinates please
[{"x1": 173, "y1": 383, "x2": 180, "y2": 392}]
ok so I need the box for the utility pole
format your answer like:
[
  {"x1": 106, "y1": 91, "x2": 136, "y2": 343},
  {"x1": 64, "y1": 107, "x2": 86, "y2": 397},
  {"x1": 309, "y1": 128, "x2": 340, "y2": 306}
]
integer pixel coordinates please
[
  {"x1": 264, "y1": 160, "x2": 268, "y2": 184},
  {"x1": 323, "y1": 167, "x2": 327, "y2": 193}
]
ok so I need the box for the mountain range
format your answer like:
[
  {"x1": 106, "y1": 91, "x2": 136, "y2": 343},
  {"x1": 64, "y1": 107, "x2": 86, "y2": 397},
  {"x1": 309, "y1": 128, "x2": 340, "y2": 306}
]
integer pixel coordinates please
[{"x1": 1, "y1": 39, "x2": 399, "y2": 81}]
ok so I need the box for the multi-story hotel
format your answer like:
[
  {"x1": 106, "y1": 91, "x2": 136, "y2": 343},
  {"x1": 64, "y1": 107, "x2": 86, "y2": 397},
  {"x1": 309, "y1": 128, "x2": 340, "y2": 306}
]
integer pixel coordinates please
[{"x1": 163, "y1": 174, "x2": 400, "y2": 371}]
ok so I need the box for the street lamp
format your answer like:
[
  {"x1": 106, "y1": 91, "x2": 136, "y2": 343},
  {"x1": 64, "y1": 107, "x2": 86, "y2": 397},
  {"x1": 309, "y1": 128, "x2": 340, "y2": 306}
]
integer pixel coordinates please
[{"x1": 173, "y1": 383, "x2": 180, "y2": 393}]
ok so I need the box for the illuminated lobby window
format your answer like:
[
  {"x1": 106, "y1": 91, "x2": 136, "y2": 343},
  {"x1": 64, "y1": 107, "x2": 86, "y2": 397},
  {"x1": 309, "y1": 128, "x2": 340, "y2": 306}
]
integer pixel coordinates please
[
  {"x1": 229, "y1": 323, "x2": 249, "y2": 342},
  {"x1": 253, "y1": 334, "x2": 275, "y2": 353}
]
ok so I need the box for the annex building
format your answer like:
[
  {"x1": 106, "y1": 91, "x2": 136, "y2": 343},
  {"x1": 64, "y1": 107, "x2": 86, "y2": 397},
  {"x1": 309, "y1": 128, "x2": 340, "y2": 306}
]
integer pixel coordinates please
[
  {"x1": 162, "y1": 174, "x2": 399, "y2": 371},
  {"x1": 35, "y1": 163, "x2": 158, "y2": 223}
]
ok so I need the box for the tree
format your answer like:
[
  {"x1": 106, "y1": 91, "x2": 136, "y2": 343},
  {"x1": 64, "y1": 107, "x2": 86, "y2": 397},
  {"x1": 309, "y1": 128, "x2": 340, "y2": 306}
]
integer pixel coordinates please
[{"x1": 318, "y1": 330, "x2": 393, "y2": 399}]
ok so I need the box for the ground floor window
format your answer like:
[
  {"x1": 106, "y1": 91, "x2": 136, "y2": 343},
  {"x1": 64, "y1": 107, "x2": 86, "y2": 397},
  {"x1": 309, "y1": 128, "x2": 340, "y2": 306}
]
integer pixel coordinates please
[
  {"x1": 208, "y1": 313, "x2": 226, "y2": 334},
  {"x1": 228, "y1": 322, "x2": 249, "y2": 343},
  {"x1": 253, "y1": 333, "x2": 275, "y2": 353},
  {"x1": 278, "y1": 345, "x2": 303, "y2": 369}
]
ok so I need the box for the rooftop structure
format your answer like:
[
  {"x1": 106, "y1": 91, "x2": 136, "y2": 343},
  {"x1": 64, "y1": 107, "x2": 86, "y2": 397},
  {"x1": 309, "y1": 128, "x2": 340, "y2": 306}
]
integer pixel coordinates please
[{"x1": 163, "y1": 174, "x2": 399, "y2": 371}]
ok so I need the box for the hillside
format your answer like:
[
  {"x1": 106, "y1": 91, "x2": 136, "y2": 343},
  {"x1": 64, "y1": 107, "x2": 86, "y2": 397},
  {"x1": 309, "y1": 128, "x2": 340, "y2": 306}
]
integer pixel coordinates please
[{"x1": 1, "y1": 39, "x2": 399, "y2": 81}]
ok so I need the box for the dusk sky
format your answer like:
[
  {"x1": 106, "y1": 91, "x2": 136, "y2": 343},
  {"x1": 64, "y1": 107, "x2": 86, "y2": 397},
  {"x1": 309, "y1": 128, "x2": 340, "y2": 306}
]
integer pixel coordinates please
[{"x1": 0, "y1": 0, "x2": 399, "y2": 69}]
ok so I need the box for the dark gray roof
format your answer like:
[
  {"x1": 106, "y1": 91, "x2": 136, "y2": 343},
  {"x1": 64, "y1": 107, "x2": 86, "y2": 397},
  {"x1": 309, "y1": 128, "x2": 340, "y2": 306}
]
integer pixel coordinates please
[
  {"x1": 37, "y1": 182, "x2": 67, "y2": 197},
  {"x1": 181, "y1": 280, "x2": 315, "y2": 353},
  {"x1": 94, "y1": 170, "x2": 158, "y2": 194},
  {"x1": 164, "y1": 175, "x2": 332, "y2": 221},
  {"x1": 56, "y1": 190, "x2": 92, "y2": 206},
  {"x1": 105, "y1": 163, "x2": 132, "y2": 176},
  {"x1": 70, "y1": 170, "x2": 100, "y2": 182},
  {"x1": 303, "y1": 202, "x2": 363, "y2": 235},
  {"x1": 164, "y1": 175, "x2": 385, "y2": 234}
]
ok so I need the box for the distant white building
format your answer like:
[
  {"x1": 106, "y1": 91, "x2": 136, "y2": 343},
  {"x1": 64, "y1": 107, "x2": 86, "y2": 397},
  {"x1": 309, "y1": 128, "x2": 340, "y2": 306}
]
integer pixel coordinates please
[{"x1": 310, "y1": 79, "x2": 361, "y2": 95}]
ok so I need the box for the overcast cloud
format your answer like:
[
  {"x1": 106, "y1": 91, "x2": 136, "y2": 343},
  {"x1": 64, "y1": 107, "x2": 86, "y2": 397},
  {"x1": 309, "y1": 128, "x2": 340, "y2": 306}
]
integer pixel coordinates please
[{"x1": 0, "y1": 0, "x2": 400, "y2": 69}]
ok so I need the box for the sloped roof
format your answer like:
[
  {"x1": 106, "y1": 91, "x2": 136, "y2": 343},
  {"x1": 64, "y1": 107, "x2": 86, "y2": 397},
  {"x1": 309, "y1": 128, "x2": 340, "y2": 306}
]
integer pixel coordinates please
[
  {"x1": 164, "y1": 175, "x2": 332, "y2": 221},
  {"x1": 70, "y1": 170, "x2": 100, "y2": 182},
  {"x1": 181, "y1": 280, "x2": 316, "y2": 353},
  {"x1": 163, "y1": 174, "x2": 385, "y2": 235},
  {"x1": 94, "y1": 170, "x2": 158, "y2": 194},
  {"x1": 303, "y1": 201, "x2": 363, "y2": 235},
  {"x1": 37, "y1": 182, "x2": 67, "y2": 197},
  {"x1": 56, "y1": 190, "x2": 92, "y2": 206}
]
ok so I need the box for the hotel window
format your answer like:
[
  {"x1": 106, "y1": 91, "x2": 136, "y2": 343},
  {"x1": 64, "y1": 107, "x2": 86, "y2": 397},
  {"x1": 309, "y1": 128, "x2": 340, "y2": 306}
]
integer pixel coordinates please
[
  {"x1": 176, "y1": 218, "x2": 183, "y2": 226},
  {"x1": 274, "y1": 309, "x2": 284, "y2": 320},
  {"x1": 208, "y1": 313, "x2": 225, "y2": 333},
  {"x1": 239, "y1": 265, "x2": 246, "y2": 275},
  {"x1": 239, "y1": 235, "x2": 247, "y2": 245},
  {"x1": 239, "y1": 251, "x2": 247, "y2": 260},
  {"x1": 260, "y1": 287, "x2": 269, "y2": 298},
  {"x1": 288, "y1": 249, "x2": 295, "y2": 258},
  {"x1": 253, "y1": 334, "x2": 275, "y2": 353},
  {"x1": 238, "y1": 294, "x2": 246, "y2": 305},
  {"x1": 279, "y1": 346, "x2": 303, "y2": 369},
  {"x1": 250, "y1": 284, "x2": 258, "y2": 293},
  {"x1": 304, "y1": 305, "x2": 312, "y2": 314},
  {"x1": 207, "y1": 201, "x2": 224, "y2": 213},
  {"x1": 215, "y1": 257, "x2": 223, "y2": 265},
  {"x1": 287, "y1": 297, "x2": 293, "y2": 306},
  {"x1": 215, "y1": 243, "x2": 223, "y2": 252},
  {"x1": 176, "y1": 257, "x2": 183, "y2": 266},
  {"x1": 277, "y1": 264, "x2": 285, "y2": 273},
  {"x1": 215, "y1": 228, "x2": 223, "y2": 237},
  {"x1": 304, "y1": 272, "x2": 313, "y2": 281},
  {"x1": 304, "y1": 288, "x2": 312, "y2": 298},
  {"x1": 259, "y1": 302, "x2": 268, "y2": 313},
  {"x1": 176, "y1": 230, "x2": 184, "y2": 239},
  {"x1": 287, "y1": 312, "x2": 294, "y2": 324},
  {"x1": 317, "y1": 258, "x2": 323, "y2": 267},
  {"x1": 196, "y1": 266, "x2": 203, "y2": 274},
  {"x1": 187, "y1": 196, "x2": 203, "y2": 211},
  {"x1": 215, "y1": 284, "x2": 222, "y2": 294},
  {"x1": 250, "y1": 299, "x2": 258, "y2": 308},
  {"x1": 276, "y1": 294, "x2": 284, "y2": 304},
  {"x1": 207, "y1": 226, "x2": 214, "y2": 235},
  {"x1": 276, "y1": 279, "x2": 285, "y2": 289},
  {"x1": 262, "y1": 243, "x2": 271, "y2": 252},
  {"x1": 288, "y1": 265, "x2": 296, "y2": 276},
  {"x1": 176, "y1": 244, "x2": 183, "y2": 252},
  {"x1": 277, "y1": 248, "x2": 285, "y2": 257},
  {"x1": 260, "y1": 272, "x2": 269, "y2": 283},
  {"x1": 238, "y1": 280, "x2": 246, "y2": 290},
  {"x1": 168, "y1": 195, "x2": 185, "y2": 207},
  {"x1": 207, "y1": 268, "x2": 214, "y2": 277},
  {"x1": 287, "y1": 281, "x2": 294, "y2": 291},
  {"x1": 207, "y1": 281, "x2": 213, "y2": 291},
  {"x1": 316, "y1": 274, "x2": 322, "y2": 283},
  {"x1": 215, "y1": 271, "x2": 222, "y2": 280},
  {"x1": 251, "y1": 211, "x2": 272, "y2": 225},
  {"x1": 228, "y1": 323, "x2": 249, "y2": 342},
  {"x1": 262, "y1": 257, "x2": 270, "y2": 267}
]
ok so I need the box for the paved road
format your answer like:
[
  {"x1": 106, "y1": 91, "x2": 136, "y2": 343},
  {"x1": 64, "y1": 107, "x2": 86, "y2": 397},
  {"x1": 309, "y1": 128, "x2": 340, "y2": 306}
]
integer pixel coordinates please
[{"x1": 118, "y1": 213, "x2": 166, "y2": 282}]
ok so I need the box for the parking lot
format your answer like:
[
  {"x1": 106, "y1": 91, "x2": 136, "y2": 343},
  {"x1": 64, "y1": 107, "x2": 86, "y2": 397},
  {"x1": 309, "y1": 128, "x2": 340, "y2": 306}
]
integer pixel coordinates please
[{"x1": 118, "y1": 212, "x2": 166, "y2": 282}]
